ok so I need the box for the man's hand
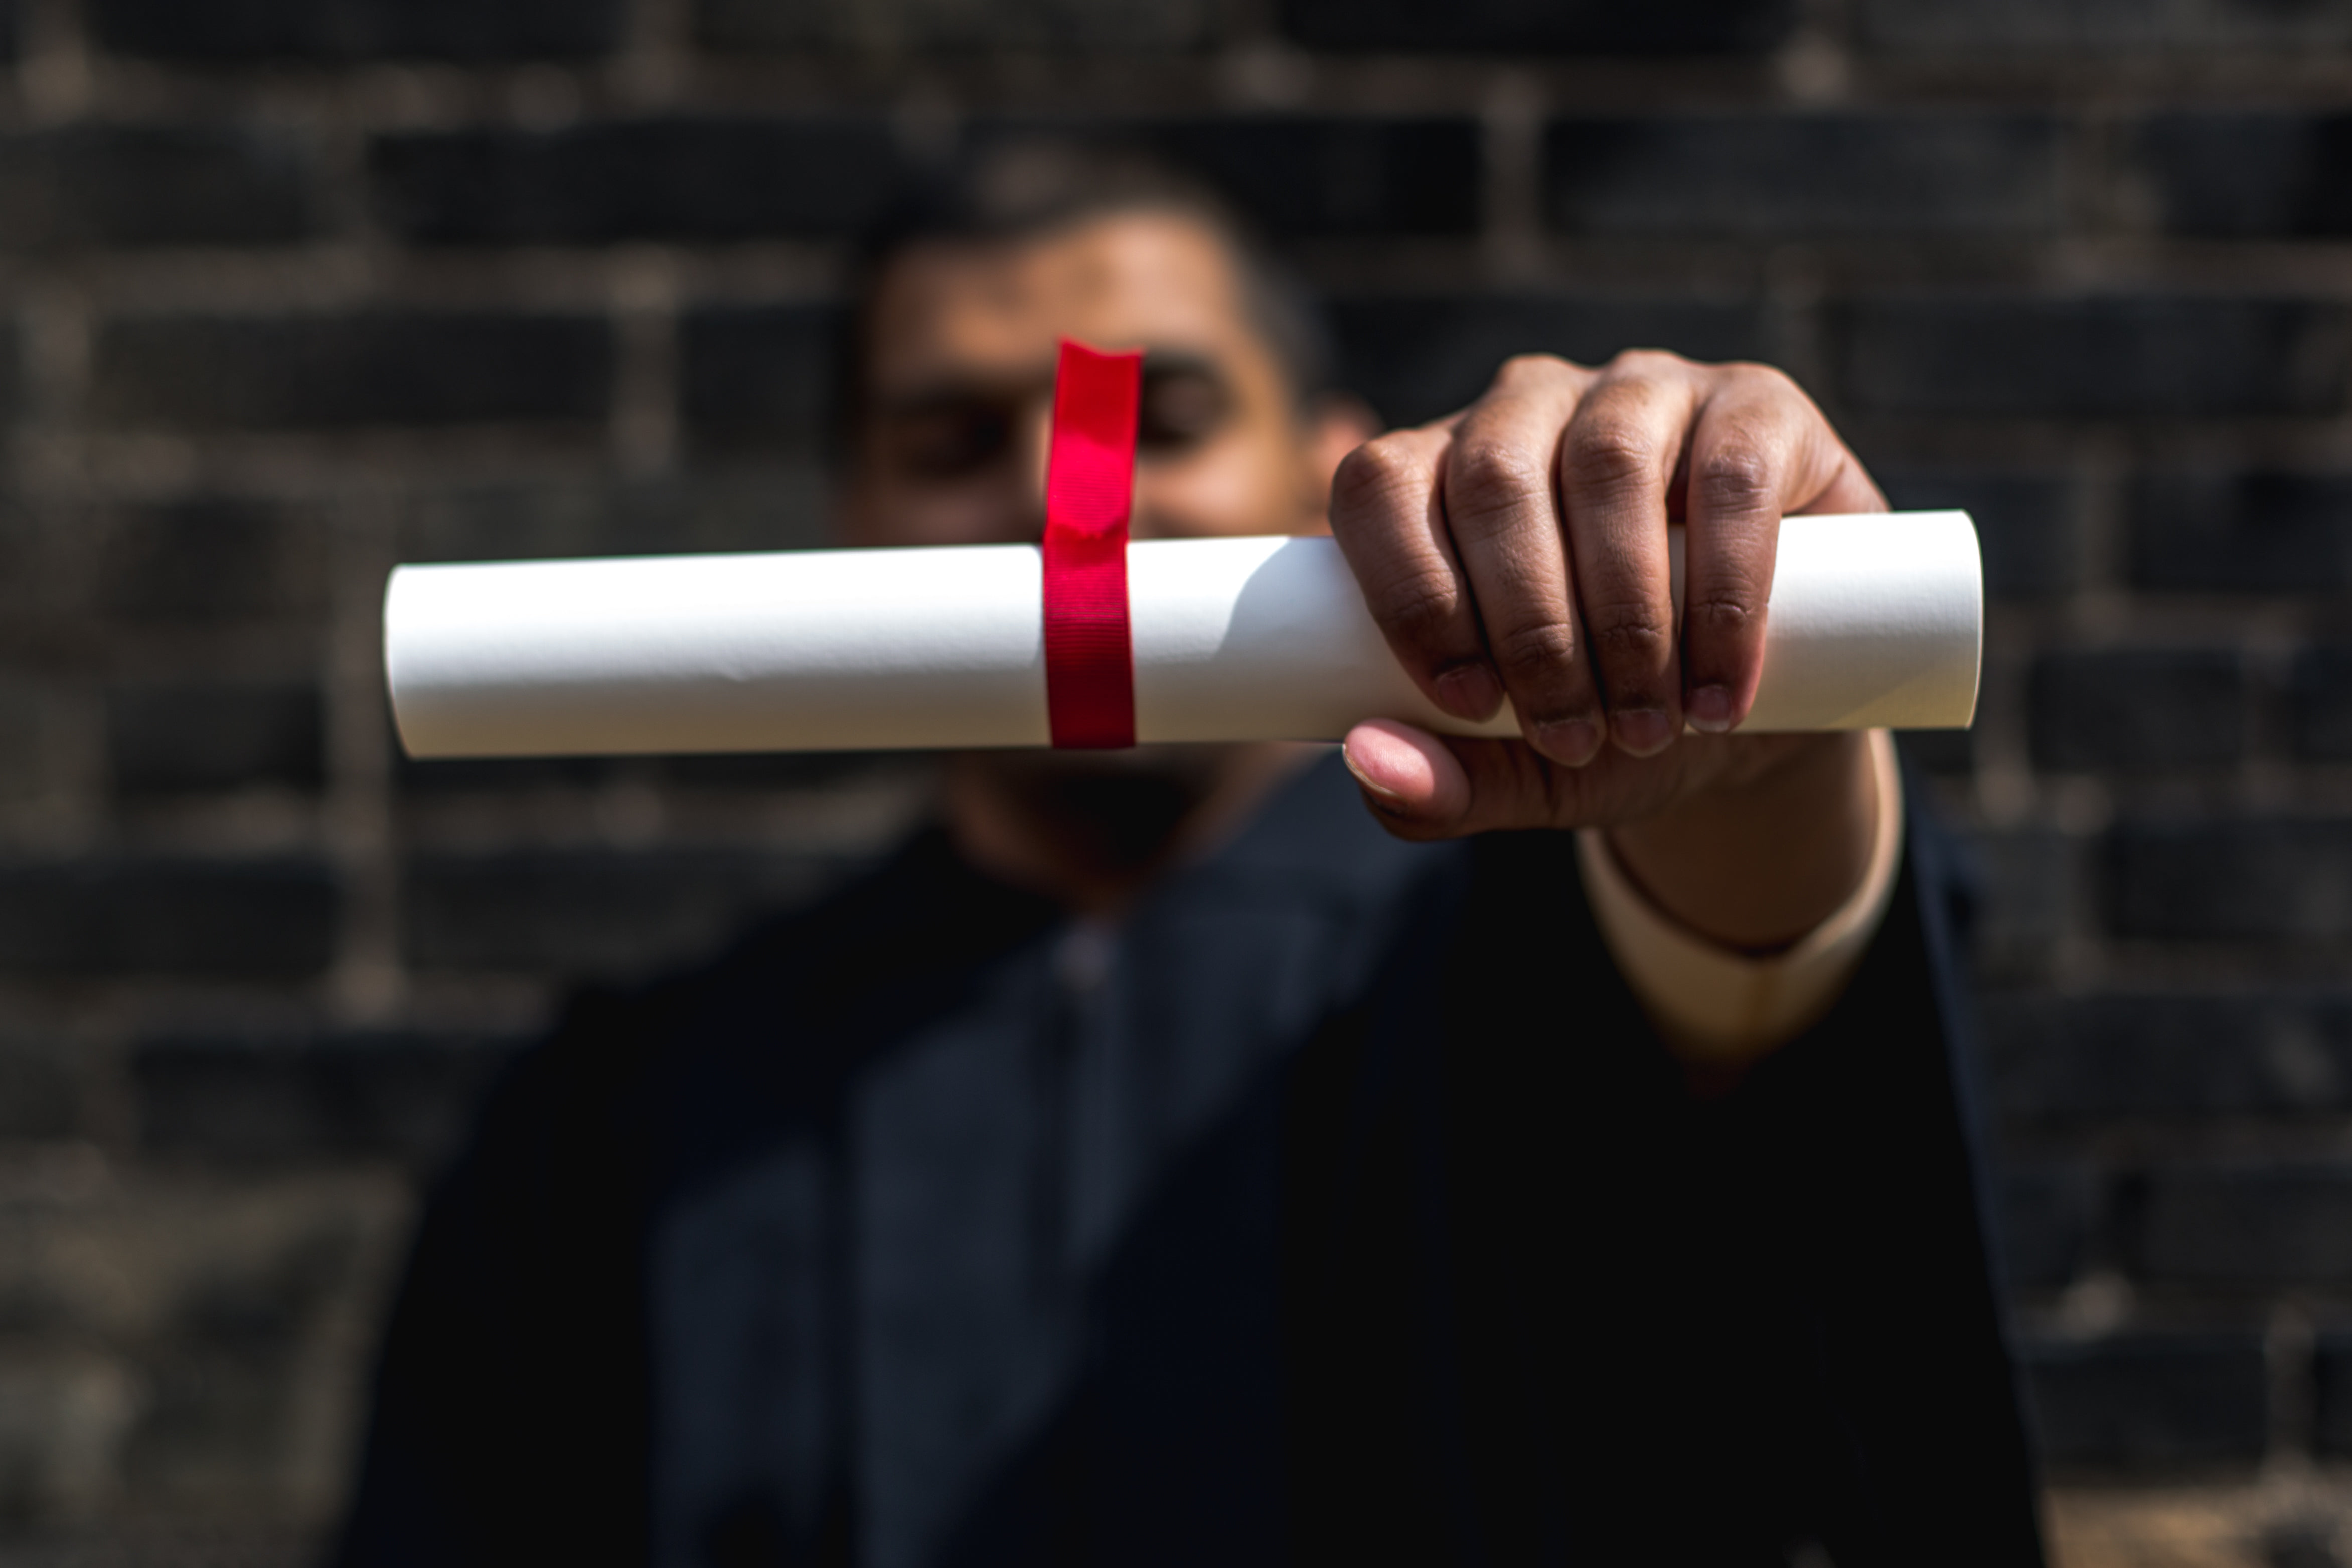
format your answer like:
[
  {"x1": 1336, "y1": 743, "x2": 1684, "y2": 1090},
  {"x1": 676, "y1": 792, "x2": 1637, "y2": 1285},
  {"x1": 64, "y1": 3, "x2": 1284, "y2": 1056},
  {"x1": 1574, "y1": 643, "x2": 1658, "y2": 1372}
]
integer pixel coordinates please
[{"x1": 1327, "y1": 350, "x2": 1889, "y2": 951}]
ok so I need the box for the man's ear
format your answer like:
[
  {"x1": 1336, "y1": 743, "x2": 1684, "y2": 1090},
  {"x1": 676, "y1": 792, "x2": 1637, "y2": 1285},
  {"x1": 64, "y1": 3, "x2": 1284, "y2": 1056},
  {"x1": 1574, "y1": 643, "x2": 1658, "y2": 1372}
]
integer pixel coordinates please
[{"x1": 1298, "y1": 392, "x2": 1383, "y2": 533}]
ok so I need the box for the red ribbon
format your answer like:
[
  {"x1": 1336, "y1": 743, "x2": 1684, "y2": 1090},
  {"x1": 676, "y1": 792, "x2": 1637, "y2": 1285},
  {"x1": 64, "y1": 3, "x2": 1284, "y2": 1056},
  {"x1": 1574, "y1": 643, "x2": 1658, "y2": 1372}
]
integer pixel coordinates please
[{"x1": 1042, "y1": 339, "x2": 1142, "y2": 749}]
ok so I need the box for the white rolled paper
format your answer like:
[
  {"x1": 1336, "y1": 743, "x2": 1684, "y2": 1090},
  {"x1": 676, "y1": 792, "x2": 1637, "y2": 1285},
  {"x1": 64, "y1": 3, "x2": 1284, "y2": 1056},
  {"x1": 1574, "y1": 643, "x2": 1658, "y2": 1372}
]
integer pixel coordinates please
[{"x1": 385, "y1": 510, "x2": 1981, "y2": 758}]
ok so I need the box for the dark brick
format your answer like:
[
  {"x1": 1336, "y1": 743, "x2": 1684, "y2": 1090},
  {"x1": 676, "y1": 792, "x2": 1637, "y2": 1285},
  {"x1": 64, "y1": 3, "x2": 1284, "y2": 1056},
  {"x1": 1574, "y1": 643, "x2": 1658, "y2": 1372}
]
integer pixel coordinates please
[
  {"x1": 0, "y1": 679, "x2": 43, "y2": 803},
  {"x1": 1871, "y1": 467, "x2": 2078, "y2": 600},
  {"x1": 0, "y1": 858, "x2": 338, "y2": 977},
  {"x1": 1998, "y1": 1163, "x2": 2097, "y2": 1289},
  {"x1": 107, "y1": 680, "x2": 324, "y2": 796},
  {"x1": 0, "y1": 318, "x2": 20, "y2": 429},
  {"x1": 978, "y1": 117, "x2": 1481, "y2": 237},
  {"x1": 2108, "y1": 818, "x2": 2352, "y2": 942},
  {"x1": 91, "y1": 0, "x2": 624, "y2": 60},
  {"x1": 402, "y1": 472, "x2": 832, "y2": 565},
  {"x1": 1543, "y1": 114, "x2": 2058, "y2": 236},
  {"x1": 1841, "y1": 296, "x2": 2352, "y2": 419},
  {"x1": 93, "y1": 499, "x2": 328, "y2": 625},
  {"x1": 1960, "y1": 827, "x2": 2078, "y2": 978},
  {"x1": 0, "y1": 507, "x2": 40, "y2": 640},
  {"x1": 371, "y1": 118, "x2": 904, "y2": 245},
  {"x1": 0, "y1": 1030, "x2": 83, "y2": 1139},
  {"x1": 1982, "y1": 991, "x2": 2352, "y2": 1122},
  {"x1": 0, "y1": 126, "x2": 316, "y2": 250},
  {"x1": 2129, "y1": 471, "x2": 2352, "y2": 594},
  {"x1": 2293, "y1": 647, "x2": 2352, "y2": 761},
  {"x1": 699, "y1": 0, "x2": 1213, "y2": 51},
  {"x1": 122, "y1": 1211, "x2": 369, "y2": 1495},
  {"x1": 2137, "y1": 114, "x2": 2352, "y2": 239},
  {"x1": 2028, "y1": 648, "x2": 2249, "y2": 773},
  {"x1": 1281, "y1": 0, "x2": 1795, "y2": 54},
  {"x1": 2311, "y1": 1333, "x2": 2352, "y2": 1457},
  {"x1": 2022, "y1": 1334, "x2": 2268, "y2": 1468},
  {"x1": 403, "y1": 850, "x2": 833, "y2": 975},
  {"x1": 680, "y1": 306, "x2": 839, "y2": 457},
  {"x1": 91, "y1": 312, "x2": 613, "y2": 431},
  {"x1": 1331, "y1": 296, "x2": 1770, "y2": 429},
  {"x1": 133, "y1": 1029, "x2": 522, "y2": 1167},
  {"x1": 2132, "y1": 1160, "x2": 2352, "y2": 1285},
  {"x1": 1864, "y1": 0, "x2": 2352, "y2": 51}
]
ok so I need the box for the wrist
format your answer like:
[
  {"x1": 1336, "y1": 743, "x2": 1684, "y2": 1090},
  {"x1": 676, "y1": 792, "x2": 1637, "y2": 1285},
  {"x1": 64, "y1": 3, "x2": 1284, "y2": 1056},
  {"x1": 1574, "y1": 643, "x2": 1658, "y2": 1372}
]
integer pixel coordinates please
[{"x1": 1604, "y1": 731, "x2": 1881, "y2": 951}]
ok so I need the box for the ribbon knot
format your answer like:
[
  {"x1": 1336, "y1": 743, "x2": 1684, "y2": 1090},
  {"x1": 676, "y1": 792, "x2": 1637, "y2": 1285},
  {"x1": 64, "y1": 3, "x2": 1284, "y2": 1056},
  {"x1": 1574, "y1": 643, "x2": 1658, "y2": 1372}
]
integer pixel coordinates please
[{"x1": 1042, "y1": 339, "x2": 1142, "y2": 749}]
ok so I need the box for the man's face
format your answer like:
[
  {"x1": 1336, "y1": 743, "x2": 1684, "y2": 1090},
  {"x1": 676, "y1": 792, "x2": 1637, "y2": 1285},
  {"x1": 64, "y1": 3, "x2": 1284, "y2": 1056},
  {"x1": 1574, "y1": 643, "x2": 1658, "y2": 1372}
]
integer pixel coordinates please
[
  {"x1": 840, "y1": 209, "x2": 1346, "y2": 547},
  {"x1": 837, "y1": 209, "x2": 1372, "y2": 897}
]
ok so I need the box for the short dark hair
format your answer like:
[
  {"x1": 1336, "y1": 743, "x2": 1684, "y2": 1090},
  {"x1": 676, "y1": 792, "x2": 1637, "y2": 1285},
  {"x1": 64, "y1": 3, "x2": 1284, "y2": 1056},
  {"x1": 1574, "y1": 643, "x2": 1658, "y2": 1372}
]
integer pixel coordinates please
[{"x1": 836, "y1": 138, "x2": 1337, "y2": 439}]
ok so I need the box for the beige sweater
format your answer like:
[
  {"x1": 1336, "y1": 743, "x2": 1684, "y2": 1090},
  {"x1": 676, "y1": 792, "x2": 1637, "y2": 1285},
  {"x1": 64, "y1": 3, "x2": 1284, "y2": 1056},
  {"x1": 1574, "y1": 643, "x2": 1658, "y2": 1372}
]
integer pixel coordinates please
[{"x1": 1576, "y1": 729, "x2": 1905, "y2": 1065}]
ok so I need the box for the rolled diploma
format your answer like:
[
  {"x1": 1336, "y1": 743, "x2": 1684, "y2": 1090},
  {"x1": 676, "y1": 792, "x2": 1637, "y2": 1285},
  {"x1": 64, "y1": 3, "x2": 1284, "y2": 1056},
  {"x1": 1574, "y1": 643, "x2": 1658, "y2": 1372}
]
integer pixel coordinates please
[{"x1": 385, "y1": 510, "x2": 1981, "y2": 758}]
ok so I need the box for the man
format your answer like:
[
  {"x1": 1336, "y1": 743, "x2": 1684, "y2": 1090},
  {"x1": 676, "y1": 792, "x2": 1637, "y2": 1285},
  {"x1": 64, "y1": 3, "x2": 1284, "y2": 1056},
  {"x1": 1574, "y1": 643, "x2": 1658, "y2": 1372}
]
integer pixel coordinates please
[{"x1": 338, "y1": 147, "x2": 2043, "y2": 1566}]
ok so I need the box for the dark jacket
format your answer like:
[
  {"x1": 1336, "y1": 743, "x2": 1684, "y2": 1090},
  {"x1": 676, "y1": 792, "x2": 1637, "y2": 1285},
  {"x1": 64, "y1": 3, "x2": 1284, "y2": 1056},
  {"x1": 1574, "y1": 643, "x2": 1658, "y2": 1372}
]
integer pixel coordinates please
[{"x1": 337, "y1": 753, "x2": 2044, "y2": 1568}]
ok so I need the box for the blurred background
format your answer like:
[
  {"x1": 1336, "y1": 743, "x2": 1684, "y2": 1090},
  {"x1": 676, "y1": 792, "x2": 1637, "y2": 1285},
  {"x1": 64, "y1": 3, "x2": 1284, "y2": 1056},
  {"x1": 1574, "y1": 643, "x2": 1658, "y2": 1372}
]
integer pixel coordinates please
[{"x1": 0, "y1": 0, "x2": 2344, "y2": 1562}]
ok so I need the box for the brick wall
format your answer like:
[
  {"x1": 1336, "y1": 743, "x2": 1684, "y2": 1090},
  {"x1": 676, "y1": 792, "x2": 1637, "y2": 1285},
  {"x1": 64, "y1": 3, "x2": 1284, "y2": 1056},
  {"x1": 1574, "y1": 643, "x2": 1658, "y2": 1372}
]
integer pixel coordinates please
[{"x1": 0, "y1": 0, "x2": 2348, "y2": 1560}]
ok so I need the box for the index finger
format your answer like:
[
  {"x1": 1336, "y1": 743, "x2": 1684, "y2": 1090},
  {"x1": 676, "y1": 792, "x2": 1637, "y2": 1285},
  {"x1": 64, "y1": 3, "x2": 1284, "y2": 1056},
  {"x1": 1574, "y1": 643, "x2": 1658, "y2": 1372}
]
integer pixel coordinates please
[
  {"x1": 1328, "y1": 421, "x2": 1505, "y2": 723},
  {"x1": 1438, "y1": 357, "x2": 1606, "y2": 766}
]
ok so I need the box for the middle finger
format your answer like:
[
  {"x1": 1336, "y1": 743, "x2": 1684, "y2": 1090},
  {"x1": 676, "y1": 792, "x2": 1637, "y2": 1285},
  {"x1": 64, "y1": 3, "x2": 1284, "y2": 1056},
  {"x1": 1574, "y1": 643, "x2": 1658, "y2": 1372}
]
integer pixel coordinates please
[{"x1": 1557, "y1": 358, "x2": 1702, "y2": 757}]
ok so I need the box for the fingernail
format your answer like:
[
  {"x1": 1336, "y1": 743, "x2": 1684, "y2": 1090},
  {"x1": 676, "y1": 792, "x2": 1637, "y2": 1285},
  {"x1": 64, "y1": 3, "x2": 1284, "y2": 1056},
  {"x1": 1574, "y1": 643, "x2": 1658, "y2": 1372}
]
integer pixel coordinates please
[
  {"x1": 1611, "y1": 707, "x2": 1676, "y2": 758},
  {"x1": 1342, "y1": 736, "x2": 1410, "y2": 810},
  {"x1": 1432, "y1": 661, "x2": 1503, "y2": 721},
  {"x1": 1686, "y1": 685, "x2": 1737, "y2": 734},
  {"x1": 1532, "y1": 717, "x2": 1603, "y2": 768}
]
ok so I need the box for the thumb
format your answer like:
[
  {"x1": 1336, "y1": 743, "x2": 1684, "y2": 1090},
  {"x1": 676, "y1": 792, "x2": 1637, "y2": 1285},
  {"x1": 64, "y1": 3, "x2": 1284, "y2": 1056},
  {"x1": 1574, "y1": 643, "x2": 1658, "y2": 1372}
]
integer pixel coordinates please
[
  {"x1": 1343, "y1": 719, "x2": 1565, "y2": 840},
  {"x1": 1342, "y1": 720, "x2": 1470, "y2": 836}
]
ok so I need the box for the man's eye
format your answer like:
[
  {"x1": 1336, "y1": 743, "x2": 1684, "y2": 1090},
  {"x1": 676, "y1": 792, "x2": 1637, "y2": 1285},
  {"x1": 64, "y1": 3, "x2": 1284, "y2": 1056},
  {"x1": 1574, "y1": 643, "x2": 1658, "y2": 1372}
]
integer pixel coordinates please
[
  {"x1": 886, "y1": 409, "x2": 1013, "y2": 478},
  {"x1": 1137, "y1": 372, "x2": 1230, "y2": 453}
]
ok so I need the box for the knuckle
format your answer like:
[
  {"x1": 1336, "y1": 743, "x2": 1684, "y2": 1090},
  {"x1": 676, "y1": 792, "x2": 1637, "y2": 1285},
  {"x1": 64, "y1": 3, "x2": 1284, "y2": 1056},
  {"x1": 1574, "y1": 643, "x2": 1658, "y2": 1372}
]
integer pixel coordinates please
[
  {"x1": 1364, "y1": 564, "x2": 1466, "y2": 651},
  {"x1": 1693, "y1": 442, "x2": 1777, "y2": 515},
  {"x1": 1583, "y1": 599, "x2": 1675, "y2": 666},
  {"x1": 1445, "y1": 437, "x2": 1551, "y2": 537},
  {"x1": 1683, "y1": 594, "x2": 1761, "y2": 646},
  {"x1": 1722, "y1": 360, "x2": 1806, "y2": 401},
  {"x1": 1329, "y1": 436, "x2": 1426, "y2": 524},
  {"x1": 1488, "y1": 616, "x2": 1579, "y2": 679},
  {"x1": 1562, "y1": 416, "x2": 1663, "y2": 496},
  {"x1": 1494, "y1": 352, "x2": 1574, "y2": 388},
  {"x1": 1718, "y1": 362, "x2": 1833, "y2": 440},
  {"x1": 1603, "y1": 347, "x2": 1690, "y2": 380}
]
